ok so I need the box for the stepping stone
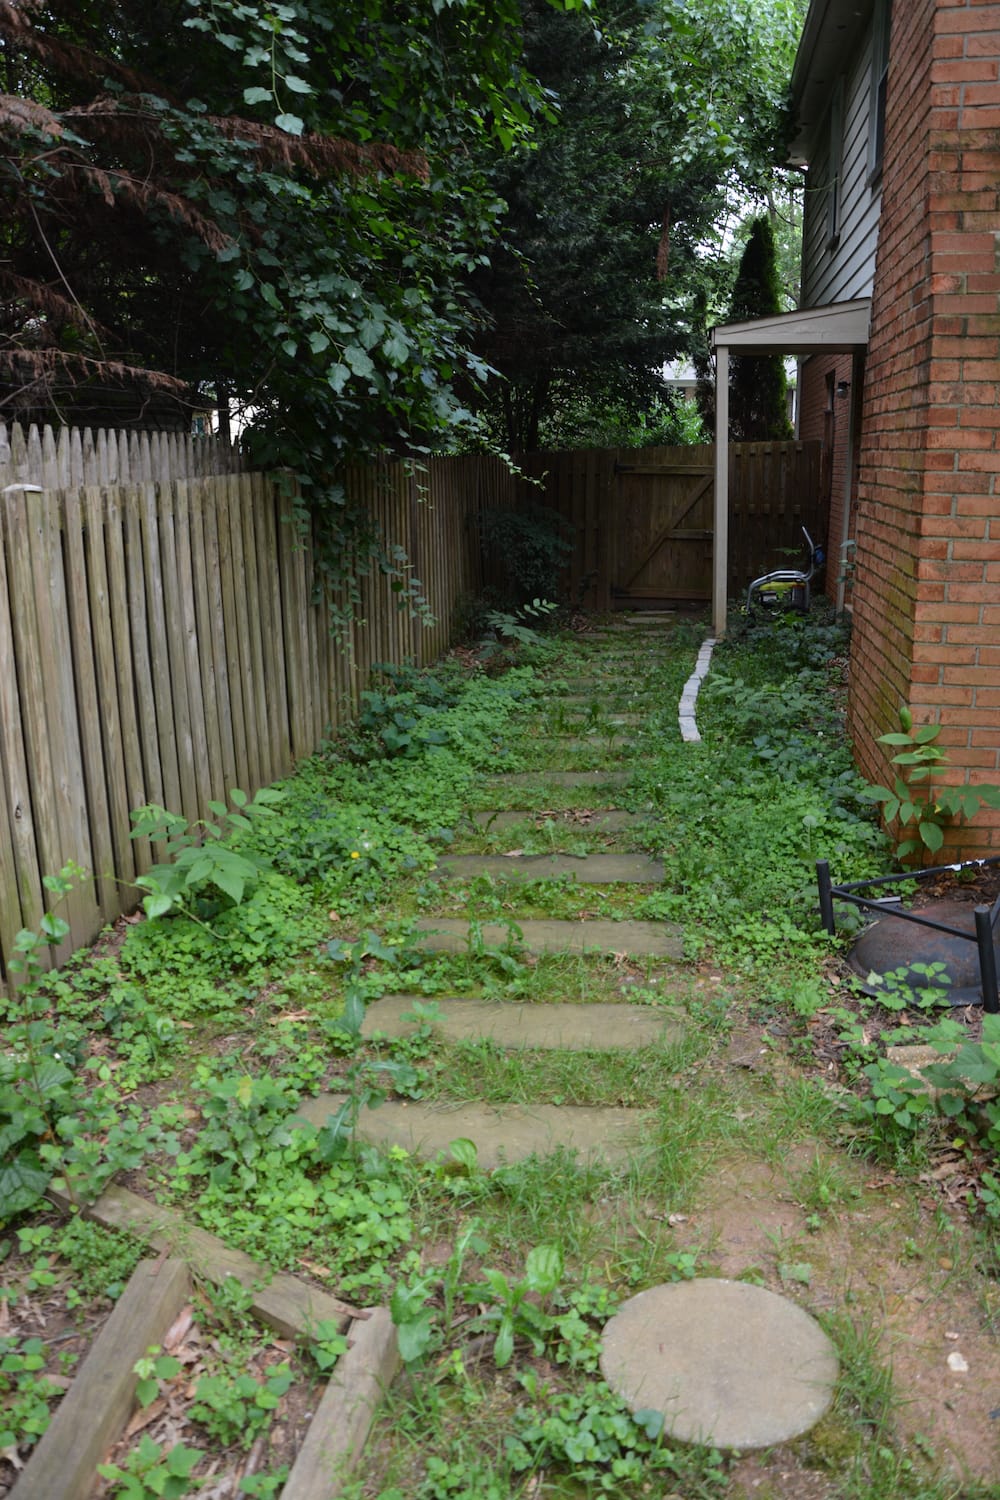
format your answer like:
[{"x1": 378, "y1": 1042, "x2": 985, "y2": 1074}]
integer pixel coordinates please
[
  {"x1": 547, "y1": 714, "x2": 643, "y2": 728},
  {"x1": 414, "y1": 917, "x2": 683, "y2": 959},
  {"x1": 471, "y1": 810, "x2": 641, "y2": 832},
  {"x1": 362, "y1": 997, "x2": 682, "y2": 1049},
  {"x1": 490, "y1": 770, "x2": 629, "y2": 788},
  {"x1": 600, "y1": 1280, "x2": 838, "y2": 1451},
  {"x1": 432, "y1": 853, "x2": 663, "y2": 883},
  {"x1": 537, "y1": 738, "x2": 636, "y2": 756},
  {"x1": 294, "y1": 1094, "x2": 649, "y2": 1169},
  {"x1": 552, "y1": 694, "x2": 652, "y2": 706}
]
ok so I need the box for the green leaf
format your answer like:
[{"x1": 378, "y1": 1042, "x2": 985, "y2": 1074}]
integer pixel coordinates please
[
  {"x1": 243, "y1": 87, "x2": 272, "y2": 105},
  {"x1": 275, "y1": 113, "x2": 304, "y2": 136},
  {"x1": 524, "y1": 1243, "x2": 563, "y2": 1295},
  {"x1": 143, "y1": 893, "x2": 175, "y2": 919},
  {"x1": 135, "y1": 1376, "x2": 158, "y2": 1406},
  {"x1": 918, "y1": 819, "x2": 945, "y2": 853},
  {"x1": 344, "y1": 346, "x2": 375, "y2": 379},
  {"x1": 327, "y1": 363, "x2": 350, "y2": 394},
  {"x1": 396, "y1": 1312, "x2": 435, "y2": 1365},
  {"x1": 634, "y1": 1407, "x2": 665, "y2": 1439},
  {"x1": 448, "y1": 1137, "x2": 478, "y2": 1172},
  {"x1": 0, "y1": 1155, "x2": 50, "y2": 1216},
  {"x1": 493, "y1": 1318, "x2": 515, "y2": 1368},
  {"x1": 283, "y1": 75, "x2": 312, "y2": 94}
]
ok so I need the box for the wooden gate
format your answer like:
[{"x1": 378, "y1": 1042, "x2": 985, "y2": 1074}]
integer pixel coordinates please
[
  {"x1": 521, "y1": 440, "x2": 824, "y2": 611},
  {"x1": 611, "y1": 453, "x2": 713, "y2": 607}
]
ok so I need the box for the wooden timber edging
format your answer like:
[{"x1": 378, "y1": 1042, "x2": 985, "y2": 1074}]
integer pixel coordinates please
[{"x1": 29, "y1": 1185, "x2": 402, "y2": 1499}]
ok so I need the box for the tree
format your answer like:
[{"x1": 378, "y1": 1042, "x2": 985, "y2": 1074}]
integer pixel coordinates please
[
  {"x1": 466, "y1": 0, "x2": 807, "y2": 452},
  {"x1": 725, "y1": 214, "x2": 793, "y2": 440}
]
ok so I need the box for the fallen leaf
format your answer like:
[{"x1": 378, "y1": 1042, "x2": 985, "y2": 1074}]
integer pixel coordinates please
[
  {"x1": 163, "y1": 1306, "x2": 194, "y2": 1350},
  {"x1": 123, "y1": 1396, "x2": 166, "y2": 1439}
]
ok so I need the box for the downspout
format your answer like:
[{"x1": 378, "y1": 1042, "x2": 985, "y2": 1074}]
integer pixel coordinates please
[
  {"x1": 713, "y1": 342, "x2": 729, "y2": 638},
  {"x1": 835, "y1": 349, "x2": 862, "y2": 616}
]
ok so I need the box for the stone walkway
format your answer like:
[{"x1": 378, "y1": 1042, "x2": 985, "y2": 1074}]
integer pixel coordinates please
[{"x1": 339, "y1": 616, "x2": 838, "y2": 1451}]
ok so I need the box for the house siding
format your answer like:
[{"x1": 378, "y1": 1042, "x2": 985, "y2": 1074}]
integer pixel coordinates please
[
  {"x1": 801, "y1": 24, "x2": 882, "y2": 307},
  {"x1": 847, "y1": 0, "x2": 1000, "y2": 855}
]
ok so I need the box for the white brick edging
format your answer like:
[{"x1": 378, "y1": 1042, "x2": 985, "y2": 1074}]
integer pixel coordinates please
[{"x1": 678, "y1": 637, "x2": 717, "y2": 745}]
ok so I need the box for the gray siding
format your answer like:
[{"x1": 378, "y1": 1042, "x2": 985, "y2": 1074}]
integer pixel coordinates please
[{"x1": 801, "y1": 24, "x2": 882, "y2": 308}]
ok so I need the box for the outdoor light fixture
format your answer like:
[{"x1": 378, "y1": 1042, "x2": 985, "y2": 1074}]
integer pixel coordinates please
[{"x1": 835, "y1": 379, "x2": 850, "y2": 398}]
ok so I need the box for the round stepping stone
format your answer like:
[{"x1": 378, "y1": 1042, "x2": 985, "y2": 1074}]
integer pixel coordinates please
[{"x1": 600, "y1": 1279, "x2": 838, "y2": 1451}]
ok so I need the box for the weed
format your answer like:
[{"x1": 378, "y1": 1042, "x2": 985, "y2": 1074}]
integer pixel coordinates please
[
  {"x1": 862, "y1": 705, "x2": 1000, "y2": 862},
  {"x1": 189, "y1": 1362, "x2": 294, "y2": 1450},
  {"x1": 0, "y1": 1335, "x2": 63, "y2": 1458},
  {"x1": 98, "y1": 1434, "x2": 204, "y2": 1499},
  {"x1": 130, "y1": 786, "x2": 285, "y2": 921}
]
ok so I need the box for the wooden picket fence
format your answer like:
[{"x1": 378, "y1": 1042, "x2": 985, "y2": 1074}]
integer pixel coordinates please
[
  {"x1": 0, "y1": 425, "x2": 517, "y2": 977},
  {"x1": 0, "y1": 420, "x2": 242, "y2": 490},
  {"x1": 0, "y1": 423, "x2": 824, "y2": 978}
]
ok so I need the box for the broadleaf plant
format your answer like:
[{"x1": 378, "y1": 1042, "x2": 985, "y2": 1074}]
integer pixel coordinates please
[{"x1": 863, "y1": 705, "x2": 1000, "y2": 862}]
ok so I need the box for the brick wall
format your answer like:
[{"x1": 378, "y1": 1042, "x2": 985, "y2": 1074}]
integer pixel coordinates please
[{"x1": 848, "y1": 0, "x2": 1000, "y2": 857}]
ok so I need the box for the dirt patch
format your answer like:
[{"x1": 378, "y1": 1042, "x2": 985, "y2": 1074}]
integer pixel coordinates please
[{"x1": 674, "y1": 1149, "x2": 1000, "y2": 1485}]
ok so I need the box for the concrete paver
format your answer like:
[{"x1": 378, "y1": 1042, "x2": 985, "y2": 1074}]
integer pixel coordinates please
[
  {"x1": 489, "y1": 770, "x2": 630, "y2": 788},
  {"x1": 414, "y1": 916, "x2": 683, "y2": 959},
  {"x1": 600, "y1": 1279, "x2": 838, "y2": 1450},
  {"x1": 432, "y1": 852, "x2": 663, "y2": 883},
  {"x1": 470, "y1": 809, "x2": 642, "y2": 832},
  {"x1": 362, "y1": 996, "x2": 682, "y2": 1049},
  {"x1": 295, "y1": 1093, "x2": 650, "y2": 1169}
]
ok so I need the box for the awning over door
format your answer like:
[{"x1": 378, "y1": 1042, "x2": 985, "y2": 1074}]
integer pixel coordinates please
[{"x1": 709, "y1": 298, "x2": 871, "y2": 635}]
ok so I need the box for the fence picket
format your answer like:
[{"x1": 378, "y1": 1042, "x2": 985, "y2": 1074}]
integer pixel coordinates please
[
  {"x1": 62, "y1": 486, "x2": 119, "y2": 918},
  {"x1": 174, "y1": 480, "x2": 213, "y2": 816},
  {"x1": 139, "y1": 482, "x2": 183, "y2": 819},
  {"x1": 120, "y1": 487, "x2": 158, "y2": 875},
  {"x1": 0, "y1": 498, "x2": 43, "y2": 959},
  {"x1": 187, "y1": 481, "x2": 225, "y2": 800},
  {"x1": 25, "y1": 490, "x2": 100, "y2": 958}
]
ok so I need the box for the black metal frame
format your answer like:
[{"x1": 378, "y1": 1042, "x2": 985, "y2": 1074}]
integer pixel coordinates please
[{"x1": 816, "y1": 855, "x2": 1000, "y2": 1014}]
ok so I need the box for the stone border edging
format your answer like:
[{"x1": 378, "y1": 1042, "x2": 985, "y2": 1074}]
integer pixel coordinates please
[{"x1": 677, "y1": 638, "x2": 716, "y2": 744}]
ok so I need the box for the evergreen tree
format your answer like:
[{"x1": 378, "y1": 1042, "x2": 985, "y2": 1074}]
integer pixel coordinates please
[{"x1": 726, "y1": 215, "x2": 794, "y2": 441}]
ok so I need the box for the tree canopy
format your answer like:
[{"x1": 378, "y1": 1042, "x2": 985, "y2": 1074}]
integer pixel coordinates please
[
  {"x1": 1, "y1": 0, "x2": 807, "y2": 599},
  {"x1": 0, "y1": 0, "x2": 581, "y2": 446},
  {"x1": 467, "y1": 0, "x2": 807, "y2": 451}
]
